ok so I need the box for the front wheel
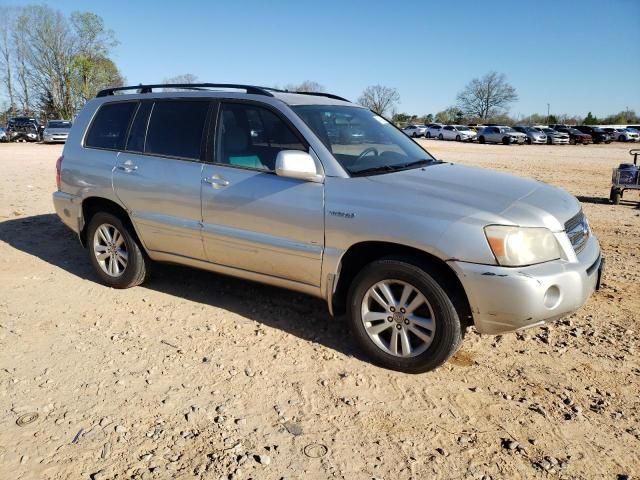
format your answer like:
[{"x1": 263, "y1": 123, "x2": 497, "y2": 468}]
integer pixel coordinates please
[
  {"x1": 347, "y1": 259, "x2": 463, "y2": 373},
  {"x1": 478, "y1": 136, "x2": 485, "y2": 144},
  {"x1": 526, "y1": 137, "x2": 532, "y2": 145},
  {"x1": 426, "y1": 132, "x2": 431, "y2": 138},
  {"x1": 87, "y1": 212, "x2": 149, "y2": 288},
  {"x1": 618, "y1": 135, "x2": 626, "y2": 142},
  {"x1": 570, "y1": 138, "x2": 576, "y2": 145},
  {"x1": 502, "y1": 136, "x2": 511, "y2": 145},
  {"x1": 455, "y1": 135, "x2": 461, "y2": 141},
  {"x1": 438, "y1": 133, "x2": 444, "y2": 140}
]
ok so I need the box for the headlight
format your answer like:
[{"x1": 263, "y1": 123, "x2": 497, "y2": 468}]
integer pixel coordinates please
[{"x1": 484, "y1": 225, "x2": 562, "y2": 266}]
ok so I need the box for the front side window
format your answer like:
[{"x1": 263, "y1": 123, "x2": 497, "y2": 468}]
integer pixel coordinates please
[
  {"x1": 146, "y1": 100, "x2": 209, "y2": 160},
  {"x1": 85, "y1": 102, "x2": 137, "y2": 150},
  {"x1": 215, "y1": 103, "x2": 305, "y2": 171},
  {"x1": 293, "y1": 105, "x2": 436, "y2": 176}
]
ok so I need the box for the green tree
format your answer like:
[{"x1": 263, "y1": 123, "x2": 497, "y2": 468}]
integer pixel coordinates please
[{"x1": 583, "y1": 112, "x2": 599, "y2": 125}]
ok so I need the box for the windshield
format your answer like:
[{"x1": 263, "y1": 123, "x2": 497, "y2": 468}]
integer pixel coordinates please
[
  {"x1": 569, "y1": 128, "x2": 582, "y2": 134},
  {"x1": 48, "y1": 120, "x2": 71, "y2": 128},
  {"x1": 293, "y1": 105, "x2": 436, "y2": 176}
]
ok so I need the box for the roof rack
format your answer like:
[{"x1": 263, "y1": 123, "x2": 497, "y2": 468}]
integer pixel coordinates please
[
  {"x1": 262, "y1": 87, "x2": 350, "y2": 103},
  {"x1": 96, "y1": 83, "x2": 275, "y2": 98}
]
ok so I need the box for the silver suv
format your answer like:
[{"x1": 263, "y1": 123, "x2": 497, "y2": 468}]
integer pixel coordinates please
[{"x1": 53, "y1": 83, "x2": 603, "y2": 373}]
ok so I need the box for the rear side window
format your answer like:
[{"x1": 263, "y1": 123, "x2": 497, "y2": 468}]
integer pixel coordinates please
[
  {"x1": 126, "y1": 102, "x2": 153, "y2": 153},
  {"x1": 85, "y1": 102, "x2": 137, "y2": 150},
  {"x1": 145, "y1": 100, "x2": 209, "y2": 160}
]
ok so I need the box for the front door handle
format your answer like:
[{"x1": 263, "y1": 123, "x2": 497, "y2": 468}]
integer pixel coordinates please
[
  {"x1": 116, "y1": 160, "x2": 138, "y2": 173},
  {"x1": 203, "y1": 175, "x2": 230, "y2": 188}
]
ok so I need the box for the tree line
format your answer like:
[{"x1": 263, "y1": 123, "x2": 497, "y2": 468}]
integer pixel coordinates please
[
  {"x1": 0, "y1": 5, "x2": 123, "y2": 122},
  {"x1": 355, "y1": 72, "x2": 638, "y2": 127}
]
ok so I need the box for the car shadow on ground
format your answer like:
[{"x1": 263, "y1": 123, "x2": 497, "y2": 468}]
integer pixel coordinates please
[{"x1": 0, "y1": 214, "x2": 360, "y2": 360}]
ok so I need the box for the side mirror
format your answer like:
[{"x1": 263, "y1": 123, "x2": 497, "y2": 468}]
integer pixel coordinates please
[{"x1": 275, "y1": 150, "x2": 323, "y2": 183}]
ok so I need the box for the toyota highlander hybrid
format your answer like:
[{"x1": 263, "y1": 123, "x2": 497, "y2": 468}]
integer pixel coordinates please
[{"x1": 53, "y1": 83, "x2": 604, "y2": 373}]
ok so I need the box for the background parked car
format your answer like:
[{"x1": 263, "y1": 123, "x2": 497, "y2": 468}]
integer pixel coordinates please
[
  {"x1": 477, "y1": 126, "x2": 527, "y2": 145},
  {"x1": 540, "y1": 127, "x2": 570, "y2": 144},
  {"x1": 573, "y1": 125, "x2": 613, "y2": 144},
  {"x1": 43, "y1": 120, "x2": 72, "y2": 143},
  {"x1": 513, "y1": 126, "x2": 547, "y2": 144},
  {"x1": 425, "y1": 123, "x2": 443, "y2": 138},
  {"x1": 402, "y1": 124, "x2": 427, "y2": 138},
  {"x1": 615, "y1": 128, "x2": 639, "y2": 142},
  {"x1": 438, "y1": 125, "x2": 477, "y2": 141},
  {"x1": 554, "y1": 127, "x2": 592, "y2": 145},
  {"x1": 0, "y1": 127, "x2": 8, "y2": 142}
]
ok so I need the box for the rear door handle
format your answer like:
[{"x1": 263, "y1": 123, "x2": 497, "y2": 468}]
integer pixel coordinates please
[
  {"x1": 116, "y1": 160, "x2": 138, "y2": 173},
  {"x1": 203, "y1": 176, "x2": 230, "y2": 188}
]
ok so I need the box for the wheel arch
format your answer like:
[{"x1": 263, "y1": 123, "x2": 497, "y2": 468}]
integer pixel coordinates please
[
  {"x1": 331, "y1": 241, "x2": 473, "y2": 327},
  {"x1": 80, "y1": 197, "x2": 143, "y2": 249}
]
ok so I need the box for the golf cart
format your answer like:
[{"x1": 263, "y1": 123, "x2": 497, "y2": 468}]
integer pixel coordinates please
[{"x1": 610, "y1": 149, "x2": 640, "y2": 204}]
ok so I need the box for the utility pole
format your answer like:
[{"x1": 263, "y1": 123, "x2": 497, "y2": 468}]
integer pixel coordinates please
[{"x1": 546, "y1": 103, "x2": 550, "y2": 125}]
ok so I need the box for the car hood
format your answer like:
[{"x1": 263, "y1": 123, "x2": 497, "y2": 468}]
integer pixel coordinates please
[{"x1": 365, "y1": 163, "x2": 579, "y2": 230}]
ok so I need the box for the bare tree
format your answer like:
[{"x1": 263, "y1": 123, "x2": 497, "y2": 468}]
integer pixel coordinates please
[
  {"x1": 357, "y1": 85, "x2": 400, "y2": 116},
  {"x1": 456, "y1": 72, "x2": 518, "y2": 120},
  {"x1": 284, "y1": 80, "x2": 325, "y2": 93},
  {"x1": 0, "y1": 7, "x2": 19, "y2": 114},
  {"x1": 162, "y1": 73, "x2": 199, "y2": 91}
]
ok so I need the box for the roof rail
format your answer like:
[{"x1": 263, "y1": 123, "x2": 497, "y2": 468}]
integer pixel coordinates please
[
  {"x1": 96, "y1": 83, "x2": 275, "y2": 98},
  {"x1": 261, "y1": 87, "x2": 350, "y2": 103}
]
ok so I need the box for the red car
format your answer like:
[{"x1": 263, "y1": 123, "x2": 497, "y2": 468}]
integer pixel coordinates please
[{"x1": 555, "y1": 127, "x2": 593, "y2": 145}]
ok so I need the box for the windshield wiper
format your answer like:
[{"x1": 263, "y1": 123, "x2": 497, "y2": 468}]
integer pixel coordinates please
[{"x1": 351, "y1": 158, "x2": 435, "y2": 177}]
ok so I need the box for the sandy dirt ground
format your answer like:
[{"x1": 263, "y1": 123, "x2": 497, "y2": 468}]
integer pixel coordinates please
[{"x1": 0, "y1": 140, "x2": 638, "y2": 480}]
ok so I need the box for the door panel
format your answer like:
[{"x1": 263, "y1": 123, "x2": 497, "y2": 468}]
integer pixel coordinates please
[
  {"x1": 113, "y1": 152, "x2": 205, "y2": 259},
  {"x1": 200, "y1": 164, "x2": 324, "y2": 286}
]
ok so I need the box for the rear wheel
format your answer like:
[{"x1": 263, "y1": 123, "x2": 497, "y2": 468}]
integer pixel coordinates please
[
  {"x1": 478, "y1": 136, "x2": 485, "y2": 144},
  {"x1": 426, "y1": 132, "x2": 431, "y2": 139},
  {"x1": 87, "y1": 212, "x2": 148, "y2": 288},
  {"x1": 619, "y1": 135, "x2": 626, "y2": 142},
  {"x1": 438, "y1": 133, "x2": 444, "y2": 140},
  {"x1": 347, "y1": 258, "x2": 463, "y2": 373}
]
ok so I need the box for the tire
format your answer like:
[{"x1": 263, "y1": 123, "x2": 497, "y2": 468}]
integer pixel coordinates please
[
  {"x1": 438, "y1": 133, "x2": 443, "y2": 140},
  {"x1": 412, "y1": 132, "x2": 418, "y2": 138},
  {"x1": 526, "y1": 137, "x2": 532, "y2": 145},
  {"x1": 426, "y1": 132, "x2": 431, "y2": 139},
  {"x1": 86, "y1": 212, "x2": 149, "y2": 288},
  {"x1": 569, "y1": 138, "x2": 576, "y2": 145},
  {"x1": 502, "y1": 136, "x2": 511, "y2": 145},
  {"x1": 478, "y1": 136, "x2": 485, "y2": 144},
  {"x1": 618, "y1": 135, "x2": 626, "y2": 142},
  {"x1": 455, "y1": 135, "x2": 461, "y2": 141},
  {"x1": 610, "y1": 187, "x2": 621, "y2": 205},
  {"x1": 347, "y1": 258, "x2": 463, "y2": 373}
]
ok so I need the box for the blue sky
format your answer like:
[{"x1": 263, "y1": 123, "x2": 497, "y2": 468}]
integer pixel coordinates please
[{"x1": 13, "y1": 0, "x2": 640, "y2": 117}]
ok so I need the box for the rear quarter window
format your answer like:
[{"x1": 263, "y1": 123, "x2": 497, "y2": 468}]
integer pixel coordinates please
[{"x1": 85, "y1": 102, "x2": 138, "y2": 150}]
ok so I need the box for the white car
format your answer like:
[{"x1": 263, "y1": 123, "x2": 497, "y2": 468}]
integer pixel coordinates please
[
  {"x1": 617, "y1": 128, "x2": 639, "y2": 142},
  {"x1": 438, "y1": 125, "x2": 477, "y2": 142},
  {"x1": 425, "y1": 124, "x2": 443, "y2": 139},
  {"x1": 402, "y1": 124, "x2": 427, "y2": 138}
]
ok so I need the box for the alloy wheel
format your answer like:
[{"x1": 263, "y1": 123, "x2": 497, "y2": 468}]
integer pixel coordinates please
[
  {"x1": 93, "y1": 223, "x2": 128, "y2": 277},
  {"x1": 360, "y1": 279, "x2": 436, "y2": 357}
]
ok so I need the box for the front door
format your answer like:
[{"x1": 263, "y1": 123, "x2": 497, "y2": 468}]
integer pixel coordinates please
[{"x1": 200, "y1": 101, "x2": 324, "y2": 286}]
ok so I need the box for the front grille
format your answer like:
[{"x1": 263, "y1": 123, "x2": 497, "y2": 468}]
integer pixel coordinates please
[{"x1": 564, "y1": 210, "x2": 589, "y2": 254}]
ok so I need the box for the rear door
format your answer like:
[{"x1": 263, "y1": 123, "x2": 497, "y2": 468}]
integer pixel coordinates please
[
  {"x1": 112, "y1": 99, "x2": 211, "y2": 259},
  {"x1": 200, "y1": 101, "x2": 324, "y2": 286}
]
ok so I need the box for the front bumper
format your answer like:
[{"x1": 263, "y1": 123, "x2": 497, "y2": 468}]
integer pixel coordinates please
[
  {"x1": 530, "y1": 136, "x2": 547, "y2": 144},
  {"x1": 448, "y1": 234, "x2": 602, "y2": 334},
  {"x1": 551, "y1": 137, "x2": 570, "y2": 144},
  {"x1": 53, "y1": 191, "x2": 83, "y2": 235}
]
